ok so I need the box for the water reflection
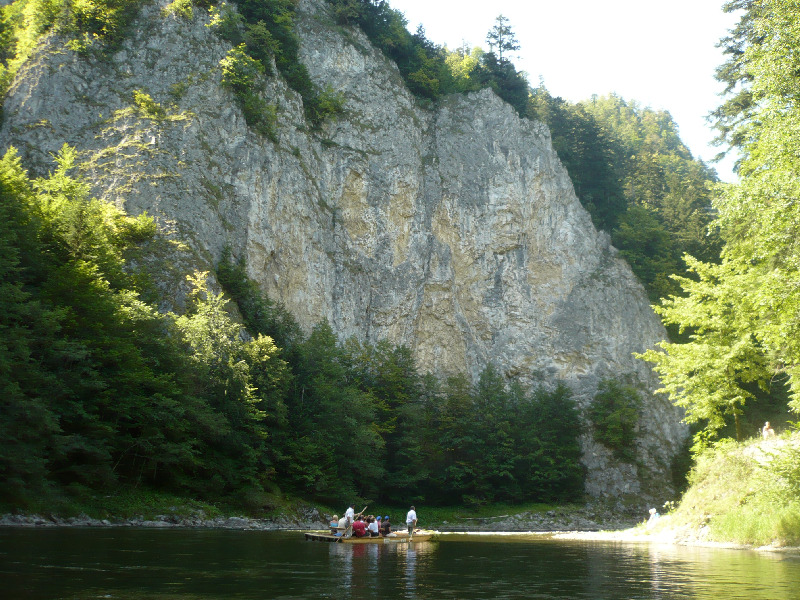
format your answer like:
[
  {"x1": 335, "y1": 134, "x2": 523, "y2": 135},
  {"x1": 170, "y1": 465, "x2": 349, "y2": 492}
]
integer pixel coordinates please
[
  {"x1": 329, "y1": 541, "x2": 353, "y2": 589},
  {"x1": 1, "y1": 529, "x2": 798, "y2": 599},
  {"x1": 325, "y1": 538, "x2": 436, "y2": 598},
  {"x1": 574, "y1": 540, "x2": 800, "y2": 600},
  {"x1": 404, "y1": 544, "x2": 417, "y2": 597}
]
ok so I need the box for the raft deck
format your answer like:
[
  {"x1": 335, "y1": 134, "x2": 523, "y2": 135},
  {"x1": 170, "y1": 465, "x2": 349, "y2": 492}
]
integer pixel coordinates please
[{"x1": 305, "y1": 531, "x2": 435, "y2": 544}]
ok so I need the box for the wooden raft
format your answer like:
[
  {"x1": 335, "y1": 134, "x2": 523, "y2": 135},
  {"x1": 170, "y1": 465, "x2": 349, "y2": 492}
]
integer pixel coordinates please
[{"x1": 304, "y1": 531, "x2": 435, "y2": 544}]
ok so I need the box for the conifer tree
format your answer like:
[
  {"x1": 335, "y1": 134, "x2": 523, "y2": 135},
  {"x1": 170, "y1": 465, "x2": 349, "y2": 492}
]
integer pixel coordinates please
[{"x1": 485, "y1": 14, "x2": 520, "y2": 62}]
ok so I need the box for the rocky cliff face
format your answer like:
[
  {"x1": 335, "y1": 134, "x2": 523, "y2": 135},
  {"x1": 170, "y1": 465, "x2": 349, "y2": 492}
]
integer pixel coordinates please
[{"x1": 0, "y1": 0, "x2": 686, "y2": 500}]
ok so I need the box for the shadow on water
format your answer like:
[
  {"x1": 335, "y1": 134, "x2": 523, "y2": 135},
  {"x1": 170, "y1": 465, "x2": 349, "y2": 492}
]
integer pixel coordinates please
[{"x1": 1, "y1": 528, "x2": 798, "y2": 599}]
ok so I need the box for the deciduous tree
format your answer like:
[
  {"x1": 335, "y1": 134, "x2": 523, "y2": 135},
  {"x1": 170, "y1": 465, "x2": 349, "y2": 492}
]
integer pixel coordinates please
[{"x1": 640, "y1": 0, "x2": 800, "y2": 448}]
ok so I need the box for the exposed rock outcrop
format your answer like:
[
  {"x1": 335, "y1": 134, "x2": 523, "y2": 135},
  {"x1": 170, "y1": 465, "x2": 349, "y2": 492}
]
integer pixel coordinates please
[{"x1": 0, "y1": 0, "x2": 686, "y2": 499}]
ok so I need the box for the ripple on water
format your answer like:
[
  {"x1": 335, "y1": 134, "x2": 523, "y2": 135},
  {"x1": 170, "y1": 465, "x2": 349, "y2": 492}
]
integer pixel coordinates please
[{"x1": 1, "y1": 529, "x2": 799, "y2": 599}]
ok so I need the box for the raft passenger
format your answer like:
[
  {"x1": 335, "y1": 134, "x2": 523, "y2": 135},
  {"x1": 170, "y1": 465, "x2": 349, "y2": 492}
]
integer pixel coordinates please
[
  {"x1": 381, "y1": 515, "x2": 392, "y2": 536},
  {"x1": 367, "y1": 516, "x2": 380, "y2": 537}
]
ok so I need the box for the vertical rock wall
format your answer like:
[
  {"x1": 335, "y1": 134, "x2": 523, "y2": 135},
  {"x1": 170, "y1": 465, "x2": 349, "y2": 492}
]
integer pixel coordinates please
[{"x1": 0, "y1": 0, "x2": 687, "y2": 500}]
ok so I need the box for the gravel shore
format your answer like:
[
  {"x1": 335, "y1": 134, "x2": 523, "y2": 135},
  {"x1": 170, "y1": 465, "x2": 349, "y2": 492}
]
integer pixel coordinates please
[
  {"x1": 3, "y1": 508, "x2": 795, "y2": 553},
  {"x1": 0, "y1": 507, "x2": 329, "y2": 531},
  {"x1": 0, "y1": 504, "x2": 640, "y2": 534},
  {"x1": 0, "y1": 504, "x2": 639, "y2": 533}
]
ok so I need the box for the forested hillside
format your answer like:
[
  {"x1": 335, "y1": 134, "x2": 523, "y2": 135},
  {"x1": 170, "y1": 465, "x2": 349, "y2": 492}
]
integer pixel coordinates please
[
  {"x1": 0, "y1": 0, "x2": 718, "y2": 515},
  {"x1": 529, "y1": 91, "x2": 721, "y2": 302},
  {"x1": 640, "y1": 0, "x2": 800, "y2": 450},
  {"x1": 0, "y1": 145, "x2": 584, "y2": 512}
]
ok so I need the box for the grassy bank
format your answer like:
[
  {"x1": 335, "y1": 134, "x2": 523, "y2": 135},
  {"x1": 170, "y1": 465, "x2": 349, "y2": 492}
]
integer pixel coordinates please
[
  {"x1": 654, "y1": 431, "x2": 800, "y2": 547},
  {"x1": 0, "y1": 489, "x2": 226, "y2": 521}
]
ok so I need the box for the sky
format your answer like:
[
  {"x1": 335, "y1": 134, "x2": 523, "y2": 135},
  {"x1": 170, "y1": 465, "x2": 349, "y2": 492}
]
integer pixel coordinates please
[{"x1": 388, "y1": 0, "x2": 741, "y2": 181}]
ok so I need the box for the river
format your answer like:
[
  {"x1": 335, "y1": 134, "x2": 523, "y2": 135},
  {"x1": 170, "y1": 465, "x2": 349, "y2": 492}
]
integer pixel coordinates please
[{"x1": 1, "y1": 528, "x2": 798, "y2": 599}]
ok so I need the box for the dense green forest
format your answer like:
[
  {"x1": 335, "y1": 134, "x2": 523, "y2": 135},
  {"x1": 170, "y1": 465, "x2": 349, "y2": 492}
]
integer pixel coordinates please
[
  {"x1": 0, "y1": 144, "x2": 587, "y2": 512},
  {"x1": 529, "y1": 90, "x2": 721, "y2": 302},
  {"x1": 3, "y1": 0, "x2": 795, "y2": 518},
  {"x1": 640, "y1": 0, "x2": 800, "y2": 450}
]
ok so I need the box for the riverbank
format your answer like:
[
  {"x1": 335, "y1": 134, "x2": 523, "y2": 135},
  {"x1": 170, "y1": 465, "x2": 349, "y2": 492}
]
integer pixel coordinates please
[
  {"x1": 0, "y1": 508, "x2": 329, "y2": 530},
  {"x1": 0, "y1": 502, "x2": 640, "y2": 532},
  {"x1": 5, "y1": 508, "x2": 798, "y2": 554},
  {"x1": 0, "y1": 496, "x2": 643, "y2": 532},
  {"x1": 549, "y1": 518, "x2": 800, "y2": 554}
]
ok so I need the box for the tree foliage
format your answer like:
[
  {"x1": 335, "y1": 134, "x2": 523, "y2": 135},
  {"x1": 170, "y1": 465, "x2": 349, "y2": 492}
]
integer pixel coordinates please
[
  {"x1": 588, "y1": 379, "x2": 642, "y2": 462},
  {"x1": 211, "y1": 0, "x2": 345, "y2": 128},
  {"x1": 389, "y1": 368, "x2": 584, "y2": 507},
  {"x1": 0, "y1": 147, "x2": 290, "y2": 507},
  {"x1": 325, "y1": 0, "x2": 530, "y2": 114},
  {"x1": 528, "y1": 87, "x2": 720, "y2": 302},
  {"x1": 0, "y1": 0, "x2": 144, "y2": 65},
  {"x1": 218, "y1": 43, "x2": 278, "y2": 138},
  {"x1": 0, "y1": 145, "x2": 587, "y2": 511},
  {"x1": 0, "y1": 146, "x2": 203, "y2": 502},
  {"x1": 485, "y1": 14, "x2": 519, "y2": 62},
  {"x1": 640, "y1": 0, "x2": 800, "y2": 449}
]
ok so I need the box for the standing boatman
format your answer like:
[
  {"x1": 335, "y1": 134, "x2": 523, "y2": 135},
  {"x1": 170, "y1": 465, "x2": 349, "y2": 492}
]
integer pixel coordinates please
[{"x1": 406, "y1": 505, "x2": 417, "y2": 537}]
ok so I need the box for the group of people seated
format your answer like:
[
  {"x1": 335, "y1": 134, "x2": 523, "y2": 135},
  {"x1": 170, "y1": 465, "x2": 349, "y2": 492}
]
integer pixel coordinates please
[{"x1": 330, "y1": 509, "x2": 395, "y2": 538}]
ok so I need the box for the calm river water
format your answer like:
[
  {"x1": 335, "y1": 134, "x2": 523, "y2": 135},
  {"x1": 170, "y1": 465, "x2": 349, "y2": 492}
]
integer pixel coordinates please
[{"x1": 1, "y1": 528, "x2": 798, "y2": 599}]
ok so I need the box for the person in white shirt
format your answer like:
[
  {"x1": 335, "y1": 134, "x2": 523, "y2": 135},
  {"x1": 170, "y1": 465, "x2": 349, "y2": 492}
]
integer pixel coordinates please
[
  {"x1": 367, "y1": 516, "x2": 380, "y2": 537},
  {"x1": 406, "y1": 506, "x2": 417, "y2": 535},
  {"x1": 344, "y1": 504, "x2": 355, "y2": 527}
]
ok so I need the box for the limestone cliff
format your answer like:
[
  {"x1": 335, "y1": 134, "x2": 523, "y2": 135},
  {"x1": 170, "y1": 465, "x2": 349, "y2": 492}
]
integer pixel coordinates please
[{"x1": 0, "y1": 0, "x2": 687, "y2": 499}]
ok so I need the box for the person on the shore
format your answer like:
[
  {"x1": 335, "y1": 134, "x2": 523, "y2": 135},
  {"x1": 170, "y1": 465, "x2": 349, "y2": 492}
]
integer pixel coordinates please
[
  {"x1": 762, "y1": 421, "x2": 776, "y2": 438},
  {"x1": 406, "y1": 506, "x2": 417, "y2": 535},
  {"x1": 646, "y1": 507, "x2": 660, "y2": 529}
]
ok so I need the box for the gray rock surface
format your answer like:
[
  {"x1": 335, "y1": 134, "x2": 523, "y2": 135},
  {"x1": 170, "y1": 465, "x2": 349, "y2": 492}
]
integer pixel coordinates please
[
  {"x1": 0, "y1": 0, "x2": 686, "y2": 498},
  {"x1": 0, "y1": 511, "x2": 328, "y2": 530}
]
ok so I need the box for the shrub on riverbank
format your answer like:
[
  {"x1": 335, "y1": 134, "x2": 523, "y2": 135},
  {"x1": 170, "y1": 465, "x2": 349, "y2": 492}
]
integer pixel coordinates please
[{"x1": 664, "y1": 432, "x2": 800, "y2": 546}]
